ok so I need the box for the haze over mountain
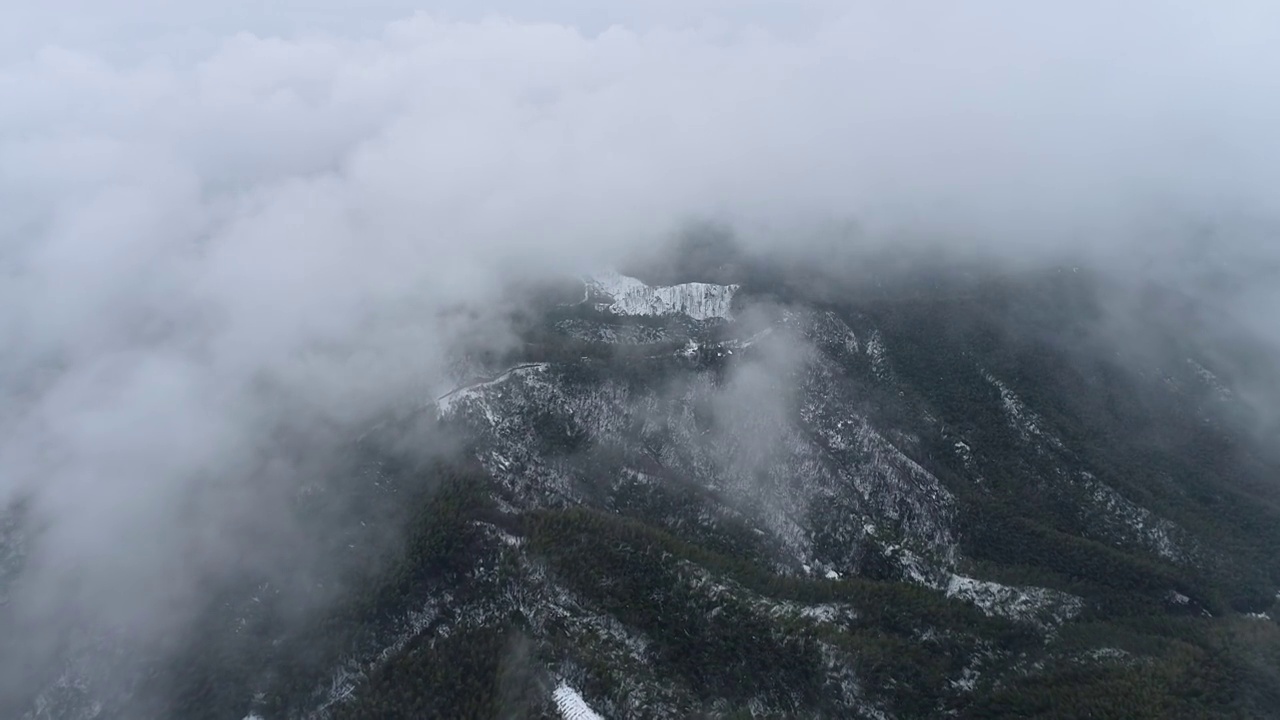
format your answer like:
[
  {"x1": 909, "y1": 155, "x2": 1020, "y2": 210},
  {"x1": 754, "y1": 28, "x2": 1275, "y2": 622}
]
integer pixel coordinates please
[{"x1": 2, "y1": 2, "x2": 1280, "y2": 718}]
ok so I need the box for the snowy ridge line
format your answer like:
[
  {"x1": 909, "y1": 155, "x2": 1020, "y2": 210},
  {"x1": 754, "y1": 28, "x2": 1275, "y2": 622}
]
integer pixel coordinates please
[
  {"x1": 981, "y1": 371, "x2": 1186, "y2": 561},
  {"x1": 436, "y1": 363, "x2": 550, "y2": 418},
  {"x1": 1186, "y1": 358, "x2": 1234, "y2": 399},
  {"x1": 309, "y1": 595, "x2": 448, "y2": 718},
  {"x1": 584, "y1": 271, "x2": 738, "y2": 321},
  {"x1": 982, "y1": 370, "x2": 1061, "y2": 448},
  {"x1": 553, "y1": 682, "x2": 605, "y2": 720}
]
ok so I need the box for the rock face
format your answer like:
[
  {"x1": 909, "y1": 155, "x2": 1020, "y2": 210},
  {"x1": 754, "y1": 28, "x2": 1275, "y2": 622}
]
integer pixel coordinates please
[
  {"x1": 7, "y1": 265, "x2": 1280, "y2": 719},
  {"x1": 584, "y1": 271, "x2": 739, "y2": 321}
]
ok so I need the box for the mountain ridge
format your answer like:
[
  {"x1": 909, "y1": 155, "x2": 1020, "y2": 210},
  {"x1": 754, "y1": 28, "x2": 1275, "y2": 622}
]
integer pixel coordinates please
[{"x1": 6, "y1": 259, "x2": 1280, "y2": 719}]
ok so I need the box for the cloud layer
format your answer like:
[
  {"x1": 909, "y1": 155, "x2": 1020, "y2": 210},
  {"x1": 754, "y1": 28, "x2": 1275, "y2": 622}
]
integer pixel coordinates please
[{"x1": 2, "y1": 1, "x2": 1279, "y2": 695}]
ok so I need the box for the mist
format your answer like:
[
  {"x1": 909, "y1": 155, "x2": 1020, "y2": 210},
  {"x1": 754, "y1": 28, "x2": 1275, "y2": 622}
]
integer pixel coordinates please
[{"x1": 3, "y1": 0, "x2": 1280, "y2": 713}]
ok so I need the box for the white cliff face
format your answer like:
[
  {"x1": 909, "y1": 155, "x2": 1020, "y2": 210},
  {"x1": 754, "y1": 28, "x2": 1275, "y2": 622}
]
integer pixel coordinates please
[{"x1": 585, "y1": 271, "x2": 738, "y2": 321}]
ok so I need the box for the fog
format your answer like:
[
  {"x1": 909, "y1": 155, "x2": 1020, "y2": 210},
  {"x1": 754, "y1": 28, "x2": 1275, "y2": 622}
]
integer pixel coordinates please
[{"x1": 2, "y1": 0, "x2": 1279, "y2": 712}]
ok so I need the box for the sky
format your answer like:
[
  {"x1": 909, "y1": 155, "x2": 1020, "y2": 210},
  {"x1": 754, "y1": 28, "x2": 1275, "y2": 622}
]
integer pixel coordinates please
[
  {"x1": 0, "y1": 1, "x2": 840, "y2": 59},
  {"x1": 2, "y1": 0, "x2": 1280, "y2": 708}
]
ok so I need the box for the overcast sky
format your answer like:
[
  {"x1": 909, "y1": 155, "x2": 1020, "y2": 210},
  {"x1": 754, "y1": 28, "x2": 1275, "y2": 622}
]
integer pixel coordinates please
[
  {"x1": 2, "y1": 1, "x2": 1280, "y2": 697},
  {"x1": 0, "y1": 0, "x2": 843, "y2": 63}
]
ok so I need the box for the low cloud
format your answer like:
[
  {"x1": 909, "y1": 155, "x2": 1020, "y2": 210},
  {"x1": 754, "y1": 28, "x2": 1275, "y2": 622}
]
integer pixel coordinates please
[{"x1": 2, "y1": 1, "x2": 1279, "y2": 707}]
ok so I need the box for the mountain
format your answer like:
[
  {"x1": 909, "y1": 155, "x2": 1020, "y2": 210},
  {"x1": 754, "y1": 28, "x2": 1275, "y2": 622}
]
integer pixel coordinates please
[{"x1": 5, "y1": 249, "x2": 1280, "y2": 719}]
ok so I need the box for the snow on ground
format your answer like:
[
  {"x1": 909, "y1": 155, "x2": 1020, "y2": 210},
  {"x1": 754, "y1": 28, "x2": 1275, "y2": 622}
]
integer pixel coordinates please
[
  {"x1": 945, "y1": 574, "x2": 1083, "y2": 627},
  {"x1": 981, "y1": 371, "x2": 1185, "y2": 561},
  {"x1": 950, "y1": 667, "x2": 980, "y2": 692},
  {"x1": 982, "y1": 370, "x2": 1061, "y2": 449},
  {"x1": 864, "y1": 331, "x2": 890, "y2": 379},
  {"x1": 554, "y1": 682, "x2": 605, "y2": 720},
  {"x1": 436, "y1": 363, "x2": 549, "y2": 420},
  {"x1": 585, "y1": 271, "x2": 737, "y2": 321},
  {"x1": 1075, "y1": 470, "x2": 1184, "y2": 562},
  {"x1": 797, "y1": 603, "x2": 847, "y2": 623},
  {"x1": 1187, "y1": 358, "x2": 1234, "y2": 400}
]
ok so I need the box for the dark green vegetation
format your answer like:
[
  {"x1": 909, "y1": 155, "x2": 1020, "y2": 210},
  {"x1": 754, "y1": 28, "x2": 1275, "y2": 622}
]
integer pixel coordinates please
[
  {"x1": 523, "y1": 506, "x2": 1031, "y2": 717},
  {"x1": 857, "y1": 268, "x2": 1280, "y2": 612}
]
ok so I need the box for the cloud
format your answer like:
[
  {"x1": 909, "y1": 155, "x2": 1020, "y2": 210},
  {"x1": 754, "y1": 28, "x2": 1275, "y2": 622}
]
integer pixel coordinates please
[{"x1": 2, "y1": 0, "x2": 1280, "y2": 706}]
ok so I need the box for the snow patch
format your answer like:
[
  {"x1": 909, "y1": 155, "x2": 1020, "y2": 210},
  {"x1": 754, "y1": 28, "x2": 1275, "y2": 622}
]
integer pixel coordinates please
[
  {"x1": 982, "y1": 370, "x2": 1062, "y2": 449},
  {"x1": 950, "y1": 667, "x2": 980, "y2": 692},
  {"x1": 797, "y1": 604, "x2": 845, "y2": 623},
  {"x1": 945, "y1": 574, "x2": 1083, "y2": 627},
  {"x1": 1187, "y1": 358, "x2": 1233, "y2": 399},
  {"x1": 864, "y1": 331, "x2": 890, "y2": 379},
  {"x1": 554, "y1": 682, "x2": 605, "y2": 720},
  {"x1": 1077, "y1": 470, "x2": 1183, "y2": 562}
]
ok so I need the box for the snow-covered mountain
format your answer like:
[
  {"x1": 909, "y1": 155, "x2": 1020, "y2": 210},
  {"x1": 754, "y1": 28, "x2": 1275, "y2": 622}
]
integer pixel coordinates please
[{"x1": 6, "y1": 261, "x2": 1280, "y2": 719}]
